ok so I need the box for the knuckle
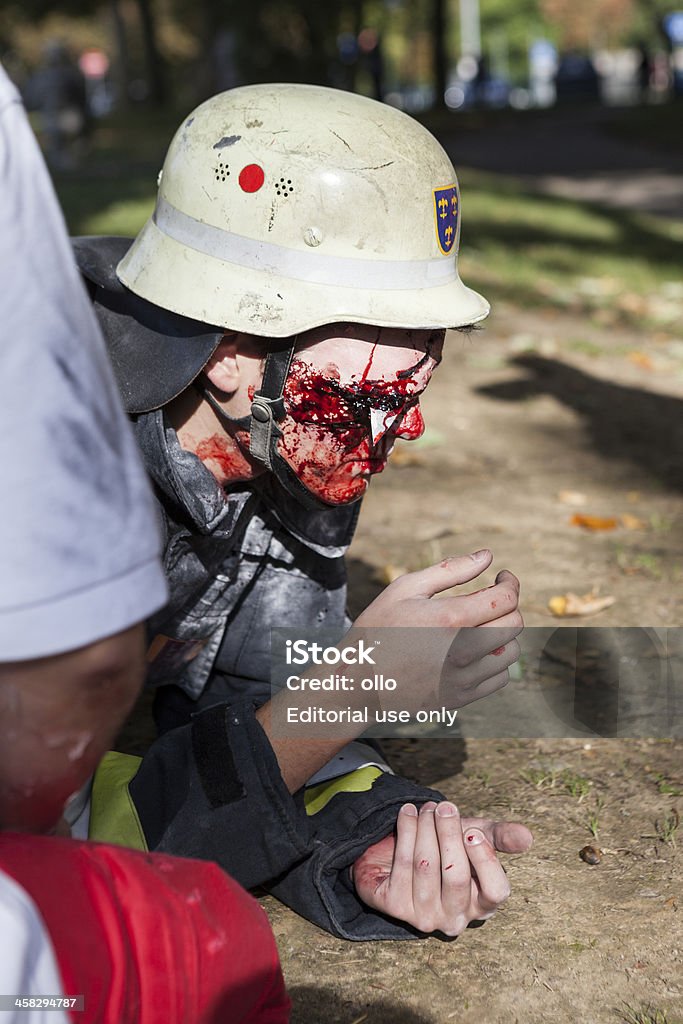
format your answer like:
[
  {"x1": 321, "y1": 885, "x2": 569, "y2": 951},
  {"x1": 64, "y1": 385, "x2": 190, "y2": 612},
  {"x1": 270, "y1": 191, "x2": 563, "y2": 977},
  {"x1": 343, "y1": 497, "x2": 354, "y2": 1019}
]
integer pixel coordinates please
[
  {"x1": 507, "y1": 638, "x2": 522, "y2": 663},
  {"x1": 434, "y1": 603, "x2": 460, "y2": 630},
  {"x1": 498, "y1": 879, "x2": 512, "y2": 903},
  {"x1": 440, "y1": 916, "x2": 468, "y2": 938},
  {"x1": 393, "y1": 849, "x2": 414, "y2": 870},
  {"x1": 415, "y1": 913, "x2": 440, "y2": 934},
  {"x1": 443, "y1": 866, "x2": 471, "y2": 890},
  {"x1": 414, "y1": 855, "x2": 436, "y2": 874},
  {"x1": 486, "y1": 880, "x2": 511, "y2": 907},
  {"x1": 447, "y1": 648, "x2": 472, "y2": 670}
]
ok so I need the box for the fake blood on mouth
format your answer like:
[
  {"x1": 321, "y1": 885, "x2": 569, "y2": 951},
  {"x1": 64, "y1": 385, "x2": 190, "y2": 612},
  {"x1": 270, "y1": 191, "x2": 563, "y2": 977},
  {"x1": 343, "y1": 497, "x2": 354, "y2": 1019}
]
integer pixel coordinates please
[{"x1": 279, "y1": 357, "x2": 422, "y2": 505}]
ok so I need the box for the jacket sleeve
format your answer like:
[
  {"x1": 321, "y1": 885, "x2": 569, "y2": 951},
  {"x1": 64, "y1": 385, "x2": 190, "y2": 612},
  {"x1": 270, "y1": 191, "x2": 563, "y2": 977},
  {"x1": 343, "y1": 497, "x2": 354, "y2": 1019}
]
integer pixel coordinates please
[
  {"x1": 128, "y1": 700, "x2": 447, "y2": 939},
  {"x1": 128, "y1": 700, "x2": 312, "y2": 888},
  {"x1": 267, "y1": 771, "x2": 448, "y2": 941}
]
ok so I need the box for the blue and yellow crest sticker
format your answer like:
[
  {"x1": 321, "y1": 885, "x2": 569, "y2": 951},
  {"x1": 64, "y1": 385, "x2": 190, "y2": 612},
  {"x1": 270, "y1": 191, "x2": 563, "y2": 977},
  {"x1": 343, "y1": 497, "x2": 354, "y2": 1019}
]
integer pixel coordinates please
[{"x1": 433, "y1": 185, "x2": 458, "y2": 255}]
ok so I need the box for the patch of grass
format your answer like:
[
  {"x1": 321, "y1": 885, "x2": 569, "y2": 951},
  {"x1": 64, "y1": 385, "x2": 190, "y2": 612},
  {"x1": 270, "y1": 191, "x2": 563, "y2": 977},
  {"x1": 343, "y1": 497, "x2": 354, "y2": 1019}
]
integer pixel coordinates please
[
  {"x1": 633, "y1": 553, "x2": 664, "y2": 578},
  {"x1": 457, "y1": 167, "x2": 683, "y2": 331},
  {"x1": 51, "y1": 105, "x2": 180, "y2": 236},
  {"x1": 615, "y1": 545, "x2": 665, "y2": 579},
  {"x1": 587, "y1": 796, "x2": 605, "y2": 840},
  {"x1": 650, "y1": 514, "x2": 676, "y2": 534},
  {"x1": 566, "y1": 337, "x2": 605, "y2": 358},
  {"x1": 619, "y1": 1003, "x2": 674, "y2": 1024},
  {"x1": 467, "y1": 770, "x2": 492, "y2": 789},
  {"x1": 562, "y1": 771, "x2": 592, "y2": 802},
  {"x1": 520, "y1": 767, "x2": 557, "y2": 789},
  {"x1": 566, "y1": 937, "x2": 598, "y2": 953},
  {"x1": 520, "y1": 767, "x2": 593, "y2": 802},
  {"x1": 652, "y1": 772, "x2": 683, "y2": 797},
  {"x1": 655, "y1": 809, "x2": 681, "y2": 847}
]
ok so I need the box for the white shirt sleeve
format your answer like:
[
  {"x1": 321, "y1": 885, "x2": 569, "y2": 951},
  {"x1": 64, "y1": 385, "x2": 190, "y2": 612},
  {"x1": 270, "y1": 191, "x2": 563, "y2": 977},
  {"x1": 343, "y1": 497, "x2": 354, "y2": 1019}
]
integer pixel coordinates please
[
  {"x1": 0, "y1": 871, "x2": 69, "y2": 1024},
  {"x1": 0, "y1": 63, "x2": 168, "y2": 659}
]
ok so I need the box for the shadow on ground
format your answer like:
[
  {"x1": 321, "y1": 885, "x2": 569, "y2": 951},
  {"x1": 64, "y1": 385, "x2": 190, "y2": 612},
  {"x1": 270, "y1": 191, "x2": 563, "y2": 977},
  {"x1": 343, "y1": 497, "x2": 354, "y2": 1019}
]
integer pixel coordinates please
[
  {"x1": 289, "y1": 986, "x2": 435, "y2": 1024},
  {"x1": 478, "y1": 354, "x2": 683, "y2": 492}
]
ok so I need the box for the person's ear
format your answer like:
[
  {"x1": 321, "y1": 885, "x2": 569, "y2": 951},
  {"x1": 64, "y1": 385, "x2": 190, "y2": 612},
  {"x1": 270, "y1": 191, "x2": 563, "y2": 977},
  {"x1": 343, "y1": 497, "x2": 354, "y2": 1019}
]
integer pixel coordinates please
[{"x1": 203, "y1": 334, "x2": 241, "y2": 395}]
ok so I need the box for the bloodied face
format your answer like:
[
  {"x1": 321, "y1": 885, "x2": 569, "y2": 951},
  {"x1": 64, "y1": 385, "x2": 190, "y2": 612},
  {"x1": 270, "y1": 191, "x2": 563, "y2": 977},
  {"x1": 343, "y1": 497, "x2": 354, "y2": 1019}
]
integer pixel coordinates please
[{"x1": 277, "y1": 324, "x2": 444, "y2": 505}]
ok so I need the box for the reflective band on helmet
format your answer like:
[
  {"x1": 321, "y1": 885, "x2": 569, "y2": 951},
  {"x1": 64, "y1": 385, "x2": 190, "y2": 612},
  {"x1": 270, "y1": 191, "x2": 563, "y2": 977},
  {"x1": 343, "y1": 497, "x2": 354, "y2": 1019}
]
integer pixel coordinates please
[{"x1": 153, "y1": 197, "x2": 457, "y2": 291}]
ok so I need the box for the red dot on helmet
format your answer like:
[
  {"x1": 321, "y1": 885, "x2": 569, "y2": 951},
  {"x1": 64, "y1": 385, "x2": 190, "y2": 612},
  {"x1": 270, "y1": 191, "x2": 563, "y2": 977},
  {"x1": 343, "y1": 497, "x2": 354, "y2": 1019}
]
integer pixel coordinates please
[{"x1": 239, "y1": 164, "x2": 265, "y2": 193}]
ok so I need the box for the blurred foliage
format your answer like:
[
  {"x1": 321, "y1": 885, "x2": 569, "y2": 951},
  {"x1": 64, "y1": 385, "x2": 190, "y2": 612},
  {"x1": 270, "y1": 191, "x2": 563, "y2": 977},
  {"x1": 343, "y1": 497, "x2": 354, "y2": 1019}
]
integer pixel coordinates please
[
  {"x1": 458, "y1": 164, "x2": 683, "y2": 330},
  {"x1": 539, "y1": 0, "x2": 678, "y2": 50},
  {"x1": 1, "y1": 0, "x2": 680, "y2": 107}
]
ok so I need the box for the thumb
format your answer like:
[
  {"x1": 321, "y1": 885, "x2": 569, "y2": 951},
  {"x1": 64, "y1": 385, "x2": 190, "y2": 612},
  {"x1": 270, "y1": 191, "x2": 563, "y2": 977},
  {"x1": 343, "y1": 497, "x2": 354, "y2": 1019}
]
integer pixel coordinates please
[{"x1": 393, "y1": 550, "x2": 493, "y2": 599}]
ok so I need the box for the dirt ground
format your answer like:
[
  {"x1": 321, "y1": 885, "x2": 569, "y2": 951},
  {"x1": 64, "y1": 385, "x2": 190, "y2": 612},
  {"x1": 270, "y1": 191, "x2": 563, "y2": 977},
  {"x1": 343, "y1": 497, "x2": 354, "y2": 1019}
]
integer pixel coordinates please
[{"x1": 266, "y1": 295, "x2": 682, "y2": 1024}]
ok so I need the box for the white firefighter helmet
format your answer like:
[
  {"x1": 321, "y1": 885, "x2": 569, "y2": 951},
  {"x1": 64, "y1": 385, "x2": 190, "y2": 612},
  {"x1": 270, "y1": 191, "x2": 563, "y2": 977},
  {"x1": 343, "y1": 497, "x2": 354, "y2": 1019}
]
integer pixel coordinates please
[{"x1": 117, "y1": 83, "x2": 489, "y2": 336}]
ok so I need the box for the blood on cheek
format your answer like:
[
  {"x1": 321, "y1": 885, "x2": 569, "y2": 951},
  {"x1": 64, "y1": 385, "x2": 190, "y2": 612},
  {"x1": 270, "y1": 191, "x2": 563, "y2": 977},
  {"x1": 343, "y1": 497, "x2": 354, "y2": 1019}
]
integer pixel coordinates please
[
  {"x1": 277, "y1": 358, "x2": 425, "y2": 504},
  {"x1": 277, "y1": 362, "x2": 371, "y2": 504}
]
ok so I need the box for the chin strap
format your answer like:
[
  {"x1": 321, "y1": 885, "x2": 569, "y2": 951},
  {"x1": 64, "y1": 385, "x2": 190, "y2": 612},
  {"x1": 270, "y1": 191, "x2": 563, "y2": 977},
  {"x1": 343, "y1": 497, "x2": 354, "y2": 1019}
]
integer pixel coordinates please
[{"x1": 196, "y1": 337, "x2": 356, "y2": 513}]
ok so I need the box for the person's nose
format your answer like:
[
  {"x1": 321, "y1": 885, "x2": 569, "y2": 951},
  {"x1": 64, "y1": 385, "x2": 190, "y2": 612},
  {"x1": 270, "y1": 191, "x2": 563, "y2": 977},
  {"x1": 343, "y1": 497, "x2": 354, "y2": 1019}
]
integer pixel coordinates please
[{"x1": 395, "y1": 403, "x2": 425, "y2": 441}]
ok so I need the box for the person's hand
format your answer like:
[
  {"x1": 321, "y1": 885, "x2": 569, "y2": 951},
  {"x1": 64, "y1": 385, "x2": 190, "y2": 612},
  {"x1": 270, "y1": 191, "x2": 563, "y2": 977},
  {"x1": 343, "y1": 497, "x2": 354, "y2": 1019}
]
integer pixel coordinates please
[
  {"x1": 259, "y1": 551, "x2": 522, "y2": 794},
  {"x1": 351, "y1": 801, "x2": 533, "y2": 936},
  {"x1": 351, "y1": 549, "x2": 523, "y2": 712}
]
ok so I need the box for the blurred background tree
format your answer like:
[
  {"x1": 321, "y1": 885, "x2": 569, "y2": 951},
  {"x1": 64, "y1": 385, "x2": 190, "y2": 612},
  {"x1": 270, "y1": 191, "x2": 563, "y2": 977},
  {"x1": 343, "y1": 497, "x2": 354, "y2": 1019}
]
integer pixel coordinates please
[{"x1": 1, "y1": 0, "x2": 680, "y2": 110}]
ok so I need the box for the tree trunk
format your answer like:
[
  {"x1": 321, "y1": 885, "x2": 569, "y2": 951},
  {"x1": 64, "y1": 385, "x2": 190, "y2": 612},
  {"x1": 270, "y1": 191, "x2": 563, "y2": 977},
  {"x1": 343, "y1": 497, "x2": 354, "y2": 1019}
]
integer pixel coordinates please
[
  {"x1": 433, "y1": 0, "x2": 448, "y2": 108},
  {"x1": 136, "y1": 0, "x2": 167, "y2": 105},
  {"x1": 110, "y1": 0, "x2": 131, "y2": 108}
]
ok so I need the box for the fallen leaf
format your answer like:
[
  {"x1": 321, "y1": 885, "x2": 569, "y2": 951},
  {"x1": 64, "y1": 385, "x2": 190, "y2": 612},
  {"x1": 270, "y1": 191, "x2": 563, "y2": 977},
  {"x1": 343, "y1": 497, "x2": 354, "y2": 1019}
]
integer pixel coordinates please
[
  {"x1": 620, "y1": 513, "x2": 648, "y2": 530},
  {"x1": 548, "y1": 592, "x2": 616, "y2": 617},
  {"x1": 626, "y1": 351, "x2": 654, "y2": 370},
  {"x1": 570, "y1": 513, "x2": 618, "y2": 531},
  {"x1": 558, "y1": 490, "x2": 588, "y2": 506}
]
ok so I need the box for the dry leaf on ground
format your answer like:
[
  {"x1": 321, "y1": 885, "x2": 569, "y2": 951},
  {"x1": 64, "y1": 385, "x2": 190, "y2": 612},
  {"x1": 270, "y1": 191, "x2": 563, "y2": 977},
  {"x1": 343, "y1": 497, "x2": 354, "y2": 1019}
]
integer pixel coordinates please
[
  {"x1": 626, "y1": 351, "x2": 654, "y2": 370},
  {"x1": 548, "y1": 591, "x2": 616, "y2": 617},
  {"x1": 570, "y1": 513, "x2": 618, "y2": 531}
]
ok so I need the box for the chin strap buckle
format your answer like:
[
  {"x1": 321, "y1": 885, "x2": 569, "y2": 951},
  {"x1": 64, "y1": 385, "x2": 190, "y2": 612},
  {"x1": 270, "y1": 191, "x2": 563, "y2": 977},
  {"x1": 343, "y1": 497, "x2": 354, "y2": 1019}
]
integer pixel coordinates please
[{"x1": 249, "y1": 394, "x2": 286, "y2": 469}]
